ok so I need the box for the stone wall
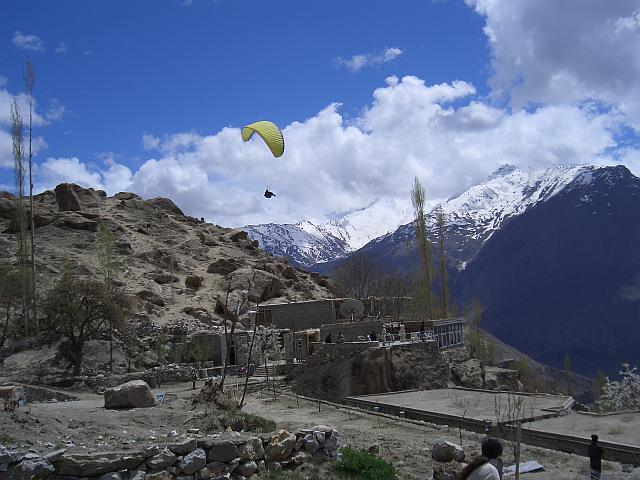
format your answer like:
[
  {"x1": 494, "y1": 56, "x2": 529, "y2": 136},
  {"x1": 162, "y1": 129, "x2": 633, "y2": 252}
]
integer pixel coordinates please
[{"x1": 0, "y1": 426, "x2": 342, "y2": 480}]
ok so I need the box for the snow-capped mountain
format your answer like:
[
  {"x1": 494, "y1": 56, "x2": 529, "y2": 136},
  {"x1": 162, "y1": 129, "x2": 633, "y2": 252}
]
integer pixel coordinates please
[
  {"x1": 244, "y1": 198, "x2": 412, "y2": 268},
  {"x1": 248, "y1": 164, "x2": 610, "y2": 271},
  {"x1": 315, "y1": 164, "x2": 613, "y2": 273}
]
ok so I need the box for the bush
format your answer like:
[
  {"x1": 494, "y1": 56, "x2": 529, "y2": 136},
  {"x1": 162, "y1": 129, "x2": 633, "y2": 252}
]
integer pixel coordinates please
[
  {"x1": 334, "y1": 446, "x2": 397, "y2": 480},
  {"x1": 201, "y1": 408, "x2": 276, "y2": 433}
]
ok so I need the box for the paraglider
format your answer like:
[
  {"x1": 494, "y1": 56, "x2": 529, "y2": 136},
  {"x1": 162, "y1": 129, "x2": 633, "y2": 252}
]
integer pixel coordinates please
[
  {"x1": 241, "y1": 120, "x2": 284, "y2": 198},
  {"x1": 241, "y1": 121, "x2": 284, "y2": 158}
]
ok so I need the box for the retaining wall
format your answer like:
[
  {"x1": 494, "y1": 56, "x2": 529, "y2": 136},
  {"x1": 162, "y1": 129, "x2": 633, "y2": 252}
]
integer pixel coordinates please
[{"x1": 0, "y1": 426, "x2": 342, "y2": 479}]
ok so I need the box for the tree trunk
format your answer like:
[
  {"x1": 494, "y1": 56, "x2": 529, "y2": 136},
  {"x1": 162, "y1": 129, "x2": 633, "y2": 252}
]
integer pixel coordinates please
[
  {"x1": 515, "y1": 422, "x2": 521, "y2": 480},
  {"x1": 72, "y1": 345, "x2": 83, "y2": 376}
]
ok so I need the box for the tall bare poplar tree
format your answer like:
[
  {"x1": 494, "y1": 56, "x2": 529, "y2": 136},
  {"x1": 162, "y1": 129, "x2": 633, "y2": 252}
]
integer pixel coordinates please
[
  {"x1": 97, "y1": 223, "x2": 118, "y2": 371},
  {"x1": 10, "y1": 99, "x2": 31, "y2": 333},
  {"x1": 24, "y1": 61, "x2": 38, "y2": 329},
  {"x1": 411, "y1": 177, "x2": 434, "y2": 319},
  {"x1": 436, "y1": 205, "x2": 449, "y2": 317}
]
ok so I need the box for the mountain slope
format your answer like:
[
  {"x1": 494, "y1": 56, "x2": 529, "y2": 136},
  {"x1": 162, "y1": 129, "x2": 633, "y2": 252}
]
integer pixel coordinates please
[
  {"x1": 0, "y1": 184, "x2": 331, "y2": 334},
  {"x1": 456, "y1": 165, "x2": 640, "y2": 375}
]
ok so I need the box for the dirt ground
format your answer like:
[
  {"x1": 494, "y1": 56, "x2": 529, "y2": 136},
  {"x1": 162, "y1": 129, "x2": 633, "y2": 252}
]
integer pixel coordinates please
[{"x1": 1, "y1": 381, "x2": 639, "y2": 479}]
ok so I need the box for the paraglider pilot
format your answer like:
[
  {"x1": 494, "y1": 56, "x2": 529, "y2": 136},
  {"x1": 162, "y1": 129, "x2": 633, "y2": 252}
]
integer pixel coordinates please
[{"x1": 264, "y1": 189, "x2": 276, "y2": 198}]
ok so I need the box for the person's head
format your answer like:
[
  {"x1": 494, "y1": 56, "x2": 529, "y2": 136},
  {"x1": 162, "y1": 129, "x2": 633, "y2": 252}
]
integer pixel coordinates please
[
  {"x1": 481, "y1": 437, "x2": 503, "y2": 459},
  {"x1": 591, "y1": 434, "x2": 599, "y2": 443}
]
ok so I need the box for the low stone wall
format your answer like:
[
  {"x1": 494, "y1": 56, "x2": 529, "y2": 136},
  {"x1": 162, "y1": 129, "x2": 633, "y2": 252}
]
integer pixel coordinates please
[{"x1": 0, "y1": 426, "x2": 342, "y2": 479}]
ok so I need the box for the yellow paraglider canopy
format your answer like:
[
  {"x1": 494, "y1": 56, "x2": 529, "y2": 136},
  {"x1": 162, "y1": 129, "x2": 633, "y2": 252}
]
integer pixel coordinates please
[{"x1": 241, "y1": 121, "x2": 285, "y2": 158}]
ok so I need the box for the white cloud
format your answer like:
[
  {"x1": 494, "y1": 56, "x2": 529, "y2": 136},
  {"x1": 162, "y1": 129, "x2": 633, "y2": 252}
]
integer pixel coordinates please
[
  {"x1": 29, "y1": 75, "x2": 633, "y2": 228},
  {"x1": 142, "y1": 133, "x2": 161, "y2": 150},
  {"x1": 54, "y1": 42, "x2": 68, "y2": 53},
  {"x1": 12, "y1": 31, "x2": 45, "y2": 52},
  {"x1": 0, "y1": 76, "x2": 7, "y2": 88},
  {"x1": 335, "y1": 47, "x2": 404, "y2": 73},
  {"x1": 465, "y1": 0, "x2": 640, "y2": 130}
]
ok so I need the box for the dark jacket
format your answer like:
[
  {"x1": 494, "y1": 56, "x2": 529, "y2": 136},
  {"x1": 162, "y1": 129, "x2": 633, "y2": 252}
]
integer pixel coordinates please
[{"x1": 588, "y1": 443, "x2": 603, "y2": 471}]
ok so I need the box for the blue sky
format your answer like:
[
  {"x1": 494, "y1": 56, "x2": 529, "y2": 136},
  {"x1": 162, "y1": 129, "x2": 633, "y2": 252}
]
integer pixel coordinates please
[{"x1": 2, "y1": 0, "x2": 640, "y2": 226}]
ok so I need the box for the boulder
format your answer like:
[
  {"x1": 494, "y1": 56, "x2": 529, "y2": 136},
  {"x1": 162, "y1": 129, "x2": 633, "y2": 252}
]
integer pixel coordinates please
[
  {"x1": 198, "y1": 460, "x2": 238, "y2": 479},
  {"x1": 169, "y1": 438, "x2": 198, "y2": 455},
  {"x1": 0, "y1": 192, "x2": 15, "y2": 219},
  {"x1": 137, "y1": 290, "x2": 165, "y2": 307},
  {"x1": 239, "y1": 437, "x2": 264, "y2": 461},
  {"x1": 146, "y1": 447, "x2": 177, "y2": 470},
  {"x1": 1, "y1": 458, "x2": 54, "y2": 480},
  {"x1": 302, "y1": 434, "x2": 320, "y2": 453},
  {"x1": 55, "y1": 212, "x2": 99, "y2": 232},
  {"x1": 185, "y1": 275, "x2": 203, "y2": 290},
  {"x1": 229, "y1": 268, "x2": 283, "y2": 302},
  {"x1": 0, "y1": 445, "x2": 24, "y2": 464},
  {"x1": 177, "y1": 448, "x2": 206, "y2": 475},
  {"x1": 149, "y1": 197, "x2": 185, "y2": 217},
  {"x1": 236, "y1": 460, "x2": 258, "y2": 477},
  {"x1": 207, "y1": 440, "x2": 238, "y2": 463},
  {"x1": 265, "y1": 430, "x2": 296, "y2": 461},
  {"x1": 54, "y1": 183, "x2": 102, "y2": 211},
  {"x1": 207, "y1": 258, "x2": 241, "y2": 276},
  {"x1": 153, "y1": 273, "x2": 178, "y2": 284},
  {"x1": 104, "y1": 380, "x2": 155, "y2": 409},
  {"x1": 431, "y1": 438, "x2": 465, "y2": 463},
  {"x1": 53, "y1": 451, "x2": 147, "y2": 476},
  {"x1": 228, "y1": 230, "x2": 248, "y2": 242}
]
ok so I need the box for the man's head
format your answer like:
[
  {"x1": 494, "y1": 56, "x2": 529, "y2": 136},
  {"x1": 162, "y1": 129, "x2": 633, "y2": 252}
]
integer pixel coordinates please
[
  {"x1": 592, "y1": 434, "x2": 599, "y2": 443},
  {"x1": 481, "y1": 437, "x2": 503, "y2": 459}
]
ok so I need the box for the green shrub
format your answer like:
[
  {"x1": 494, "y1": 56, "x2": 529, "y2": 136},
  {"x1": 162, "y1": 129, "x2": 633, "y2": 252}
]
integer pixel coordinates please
[{"x1": 334, "y1": 446, "x2": 397, "y2": 480}]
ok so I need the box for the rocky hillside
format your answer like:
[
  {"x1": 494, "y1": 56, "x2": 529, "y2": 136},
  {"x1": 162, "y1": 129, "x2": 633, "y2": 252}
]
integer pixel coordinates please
[{"x1": 0, "y1": 183, "x2": 332, "y2": 335}]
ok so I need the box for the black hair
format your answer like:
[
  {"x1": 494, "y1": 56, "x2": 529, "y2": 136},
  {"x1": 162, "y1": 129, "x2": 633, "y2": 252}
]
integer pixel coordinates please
[
  {"x1": 481, "y1": 437, "x2": 503, "y2": 459},
  {"x1": 592, "y1": 434, "x2": 599, "y2": 442}
]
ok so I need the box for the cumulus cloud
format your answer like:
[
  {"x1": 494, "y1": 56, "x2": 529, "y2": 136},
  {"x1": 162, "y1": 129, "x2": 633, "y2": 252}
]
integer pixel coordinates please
[
  {"x1": 466, "y1": 0, "x2": 640, "y2": 130},
  {"x1": 27, "y1": 75, "x2": 631, "y2": 227},
  {"x1": 334, "y1": 47, "x2": 404, "y2": 73},
  {"x1": 12, "y1": 31, "x2": 45, "y2": 52}
]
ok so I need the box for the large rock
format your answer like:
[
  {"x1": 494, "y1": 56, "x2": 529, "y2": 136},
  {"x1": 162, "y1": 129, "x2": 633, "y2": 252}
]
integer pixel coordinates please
[
  {"x1": 265, "y1": 430, "x2": 296, "y2": 461},
  {"x1": 236, "y1": 460, "x2": 258, "y2": 477},
  {"x1": 137, "y1": 290, "x2": 165, "y2": 307},
  {"x1": 207, "y1": 258, "x2": 241, "y2": 276},
  {"x1": 146, "y1": 447, "x2": 177, "y2": 470},
  {"x1": 177, "y1": 448, "x2": 206, "y2": 475},
  {"x1": 169, "y1": 438, "x2": 198, "y2": 455},
  {"x1": 0, "y1": 192, "x2": 15, "y2": 219},
  {"x1": 55, "y1": 212, "x2": 99, "y2": 231},
  {"x1": 185, "y1": 275, "x2": 203, "y2": 290},
  {"x1": 239, "y1": 437, "x2": 264, "y2": 461},
  {"x1": 54, "y1": 451, "x2": 147, "y2": 476},
  {"x1": 104, "y1": 380, "x2": 155, "y2": 409},
  {"x1": 0, "y1": 458, "x2": 54, "y2": 480},
  {"x1": 54, "y1": 183, "x2": 101, "y2": 211},
  {"x1": 229, "y1": 268, "x2": 283, "y2": 302},
  {"x1": 431, "y1": 438, "x2": 465, "y2": 463},
  {"x1": 207, "y1": 440, "x2": 238, "y2": 464}
]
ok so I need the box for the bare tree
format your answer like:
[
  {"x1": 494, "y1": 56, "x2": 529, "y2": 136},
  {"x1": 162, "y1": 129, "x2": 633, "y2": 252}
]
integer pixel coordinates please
[
  {"x1": 411, "y1": 177, "x2": 434, "y2": 320},
  {"x1": 97, "y1": 223, "x2": 119, "y2": 371},
  {"x1": 24, "y1": 61, "x2": 38, "y2": 329},
  {"x1": 436, "y1": 205, "x2": 449, "y2": 318},
  {"x1": 10, "y1": 99, "x2": 31, "y2": 334},
  {"x1": 494, "y1": 392, "x2": 535, "y2": 480},
  {"x1": 330, "y1": 251, "x2": 377, "y2": 300}
]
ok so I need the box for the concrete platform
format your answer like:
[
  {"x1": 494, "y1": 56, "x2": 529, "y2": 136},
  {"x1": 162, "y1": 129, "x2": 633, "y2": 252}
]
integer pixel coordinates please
[
  {"x1": 531, "y1": 411, "x2": 640, "y2": 447},
  {"x1": 348, "y1": 388, "x2": 572, "y2": 424}
]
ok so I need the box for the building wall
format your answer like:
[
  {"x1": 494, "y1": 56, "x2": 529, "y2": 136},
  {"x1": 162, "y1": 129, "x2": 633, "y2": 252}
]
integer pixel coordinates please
[{"x1": 257, "y1": 300, "x2": 336, "y2": 331}]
